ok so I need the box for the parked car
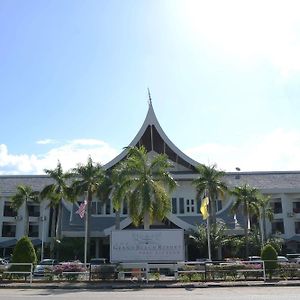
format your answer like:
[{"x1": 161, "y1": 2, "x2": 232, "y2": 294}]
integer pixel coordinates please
[
  {"x1": 0, "y1": 258, "x2": 9, "y2": 272},
  {"x1": 287, "y1": 253, "x2": 300, "y2": 262},
  {"x1": 248, "y1": 256, "x2": 261, "y2": 261},
  {"x1": 90, "y1": 258, "x2": 106, "y2": 265},
  {"x1": 33, "y1": 259, "x2": 59, "y2": 277},
  {"x1": 277, "y1": 256, "x2": 289, "y2": 263},
  {"x1": 3, "y1": 256, "x2": 12, "y2": 263}
]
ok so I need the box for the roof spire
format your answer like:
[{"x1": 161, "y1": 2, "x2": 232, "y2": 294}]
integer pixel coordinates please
[{"x1": 147, "y1": 88, "x2": 152, "y2": 106}]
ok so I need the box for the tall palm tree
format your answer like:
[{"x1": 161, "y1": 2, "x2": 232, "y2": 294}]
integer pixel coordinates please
[
  {"x1": 116, "y1": 146, "x2": 177, "y2": 229},
  {"x1": 40, "y1": 161, "x2": 74, "y2": 257},
  {"x1": 11, "y1": 185, "x2": 39, "y2": 236},
  {"x1": 230, "y1": 184, "x2": 260, "y2": 258},
  {"x1": 192, "y1": 164, "x2": 227, "y2": 224},
  {"x1": 257, "y1": 193, "x2": 274, "y2": 244},
  {"x1": 71, "y1": 156, "x2": 106, "y2": 260},
  {"x1": 110, "y1": 168, "x2": 128, "y2": 230}
]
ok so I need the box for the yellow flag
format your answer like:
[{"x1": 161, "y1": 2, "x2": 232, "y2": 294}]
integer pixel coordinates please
[{"x1": 200, "y1": 197, "x2": 209, "y2": 220}]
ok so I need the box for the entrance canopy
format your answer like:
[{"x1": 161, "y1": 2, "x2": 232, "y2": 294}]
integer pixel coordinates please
[{"x1": 0, "y1": 239, "x2": 17, "y2": 248}]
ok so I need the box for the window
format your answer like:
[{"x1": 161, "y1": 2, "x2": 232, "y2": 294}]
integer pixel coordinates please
[
  {"x1": 29, "y1": 222, "x2": 39, "y2": 237},
  {"x1": 2, "y1": 222, "x2": 16, "y2": 237},
  {"x1": 185, "y1": 199, "x2": 195, "y2": 214},
  {"x1": 3, "y1": 202, "x2": 16, "y2": 217},
  {"x1": 216, "y1": 200, "x2": 222, "y2": 212},
  {"x1": 89, "y1": 199, "x2": 120, "y2": 216},
  {"x1": 271, "y1": 219, "x2": 284, "y2": 234},
  {"x1": 28, "y1": 204, "x2": 40, "y2": 217},
  {"x1": 271, "y1": 199, "x2": 282, "y2": 214},
  {"x1": 179, "y1": 198, "x2": 184, "y2": 214},
  {"x1": 293, "y1": 202, "x2": 300, "y2": 214},
  {"x1": 295, "y1": 222, "x2": 300, "y2": 234},
  {"x1": 172, "y1": 198, "x2": 177, "y2": 214}
]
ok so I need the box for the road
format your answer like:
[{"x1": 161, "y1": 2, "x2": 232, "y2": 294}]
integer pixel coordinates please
[{"x1": 1, "y1": 287, "x2": 300, "y2": 300}]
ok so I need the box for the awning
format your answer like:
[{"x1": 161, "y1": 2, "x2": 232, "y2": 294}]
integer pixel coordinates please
[
  {"x1": 30, "y1": 239, "x2": 42, "y2": 246},
  {"x1": 0, "y1": 239, "x2": 17, "y2": 248},
  {"x1": 287, "y1": 235, "x2": 300, "y2": 242}
]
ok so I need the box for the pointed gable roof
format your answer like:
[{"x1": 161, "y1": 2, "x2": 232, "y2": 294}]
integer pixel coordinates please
[{"x1": 104, "y1": 101, "x2": 199, "y2": 171}]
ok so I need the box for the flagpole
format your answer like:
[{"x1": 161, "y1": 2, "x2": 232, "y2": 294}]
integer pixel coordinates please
[
  {"x1": 84, "y1": 209, "x2": 88, "y2": 267},
  {"x1": 75, "y1": 196, "x2": 88, "y2": 266},
  {"x1": 200, "y1": 194, "x2": 212, "y2": 261},
  {"x1": 84, "y1": 191, "x2": 88, "y2": 267},
  {"x1": 205, "y1": 191, "x2": 212, "y2": 261},
  {"x1": 207, "y1": 211, "x2": 212, "y2": 261}
]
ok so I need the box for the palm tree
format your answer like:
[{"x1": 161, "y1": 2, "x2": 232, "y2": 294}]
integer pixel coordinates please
[
  {"x1": 71, "y1": 156, "x2": 107, "y2": 260},
  {"x1": 11, "y1": 185, "x2": 39, "y2": 236},
  {"x1": 230, "y1": 184, "x2": 260, "y2": 258},
  {"x1": 192, "y1": 164, "x2": 227, "y2": 224},
  {"x1": 110, "y1": 168, "x2": 128, "y2": 230},
  {"x1": 257, "y1": 193, "x2": 274, "y2": 244},
  {"x1": 116, "y1": 146, "x2": 177, "y2": 229},
  {"x1": 40, "y1": 161, "x2": 74, "y2": 257},
  {"x1": 190, "y1": 222, "x2": 228, "y2": 260}
]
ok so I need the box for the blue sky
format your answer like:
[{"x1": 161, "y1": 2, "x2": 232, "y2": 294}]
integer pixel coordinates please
[{"x1": 1, "y1": 0, "x2": 300, "y2": 174}]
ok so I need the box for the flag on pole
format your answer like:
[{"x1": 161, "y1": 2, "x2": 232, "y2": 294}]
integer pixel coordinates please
[
  {"x1": 200, "y1": 197, "x2": 209, "y2": 220},
  {"x1": 76, "y1": 200, "x2": 87, "y2": 219}
]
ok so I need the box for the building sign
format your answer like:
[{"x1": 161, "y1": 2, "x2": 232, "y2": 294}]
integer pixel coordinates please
[{"x1": 110, "y1": 229, "x2": 185, "y2": 262}]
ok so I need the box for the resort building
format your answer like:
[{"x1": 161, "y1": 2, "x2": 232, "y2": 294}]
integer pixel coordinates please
[{"x1": 1, "y1": 101, "x2": 300, "y2": 258}]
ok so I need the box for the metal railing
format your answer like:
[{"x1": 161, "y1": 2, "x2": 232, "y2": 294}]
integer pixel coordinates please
[
  {"x1": 2, "y1": 263, "x2": 33, "y2": 284},
  {"x1": 3, "y1": 260, "x2": 300, "y2": 283}
]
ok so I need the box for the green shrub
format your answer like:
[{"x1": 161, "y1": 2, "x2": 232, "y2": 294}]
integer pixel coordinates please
[
  {"x1": 190, "y1": 273, "x2": 205, "y2": 281},
  {"x1": 10, "y1": 236, "x2": 37, "y2": 272},
  {"x1": 11, "y1": 236, "x2": 37, "y2": 272},
  {"x1": 261, "y1": 244, "x2": 278, "y2": 279},
  {"x1": 150, "y1": 272, "x2": 160, "y2": 281},
  {"x1": 279, "y1": 263, "x2": 300, "y2": 280},
  {"x1": 178, "y1": 274, "x2": 190, "y2": 282}
]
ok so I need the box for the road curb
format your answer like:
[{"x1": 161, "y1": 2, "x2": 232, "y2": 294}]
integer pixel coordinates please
[{"x1": 1, "y1": 281, "x2": 300, "y2": 290}]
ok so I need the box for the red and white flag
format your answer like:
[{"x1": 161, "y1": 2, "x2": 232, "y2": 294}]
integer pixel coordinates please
[{"x1": 76, "y1": 200, "x2": 87, "y2": 219}]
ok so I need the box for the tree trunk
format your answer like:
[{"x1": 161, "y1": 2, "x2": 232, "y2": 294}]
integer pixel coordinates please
[
  {"x1": 24, "y1": 201, "x2": 29, "y2": 236},
  {"x1": 143, "y1": 211, "x2": 150, "y2": 230},
  {"x1": 209, "y1": 194, "x2": 217, "y2": 225},
  {"x1": 54, "y1": 201, "x2": 63, "y2": 260},
  {"x1": 55, "y1": 201, "x2": 62, "y2": 242},
  {"x1": 259, "y1": 215, "x2": 264, "y2": 248},
  {"x1": 244, "y1": 204, "x2": 249, "y2": 259},
  {"x1": 50, "y1": 207, "x2": 57, "y2": 258},
  {"x1": 263, "y1": 208, "x2": 267, "y2": 243},
  {"x1": 115, "y1": 209, "x2": 121, "y2": 230}
]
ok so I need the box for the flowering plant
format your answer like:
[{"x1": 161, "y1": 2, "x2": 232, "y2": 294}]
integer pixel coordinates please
[{"x1": 53, "y1": 262, "x2": 87, "y2": 276}]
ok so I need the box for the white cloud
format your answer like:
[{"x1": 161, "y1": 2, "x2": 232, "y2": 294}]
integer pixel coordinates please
[
  {"x1": 178, "y1": 0, "x2": 300, "y2": 77},
  {"x1": 36, "y1": 139, "x2": 57, "y2": 145},
  {"x1": 2, "y1": 130, "x2": 300, "y2": 174},
  {"x1": 0, "y1": 139, "x2": 119, "y2": 175},
  {"x1": 185, "y1": 128, "x2": 300, "y2": 172}
]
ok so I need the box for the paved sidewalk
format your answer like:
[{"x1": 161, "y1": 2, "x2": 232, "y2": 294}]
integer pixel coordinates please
[{"x1": 1, "y1": 279, "x2": 300, "y2": 289}]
